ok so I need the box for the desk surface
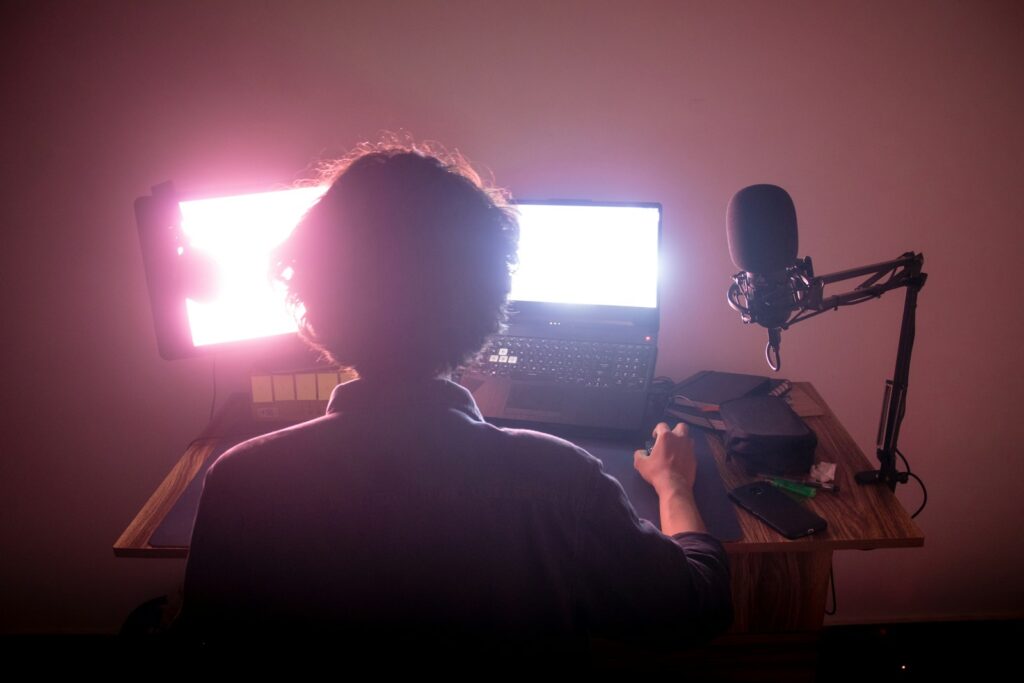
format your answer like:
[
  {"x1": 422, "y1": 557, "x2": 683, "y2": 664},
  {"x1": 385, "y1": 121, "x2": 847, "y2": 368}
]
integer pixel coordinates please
[
  {"x1": 716, "y1": 383, "x2": 923, "y2": 553},
  {"x1": 114, "y1": 382, "x2": 923, "y2": 558}
]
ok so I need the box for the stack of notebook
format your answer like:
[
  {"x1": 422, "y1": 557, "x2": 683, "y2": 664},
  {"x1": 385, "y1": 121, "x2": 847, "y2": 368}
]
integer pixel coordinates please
[{"x1": 666, "y1": 370, "x2": 791, "y2": 431}]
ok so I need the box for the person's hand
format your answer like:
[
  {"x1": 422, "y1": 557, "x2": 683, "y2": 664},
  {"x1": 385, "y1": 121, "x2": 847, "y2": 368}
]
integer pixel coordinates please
[{"x1": 634, "y1": 422, "x2": 698, "y2": 497}]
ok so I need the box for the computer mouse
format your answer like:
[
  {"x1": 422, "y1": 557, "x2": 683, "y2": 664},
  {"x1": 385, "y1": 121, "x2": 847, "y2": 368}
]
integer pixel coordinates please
[{"x1": 642, "y1": 419, "x2": 683, "y2": 455}]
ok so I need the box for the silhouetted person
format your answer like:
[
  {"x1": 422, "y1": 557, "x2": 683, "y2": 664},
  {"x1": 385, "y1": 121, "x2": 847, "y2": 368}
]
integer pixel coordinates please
[{"x1": 178, "y1": 142, "x2": 731, "y2": 660}]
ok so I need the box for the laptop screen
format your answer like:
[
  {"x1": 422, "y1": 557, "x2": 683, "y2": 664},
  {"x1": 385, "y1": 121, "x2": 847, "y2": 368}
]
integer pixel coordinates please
[{"x1": 510, "y1": 201, "x2": 661, "y2": 309}]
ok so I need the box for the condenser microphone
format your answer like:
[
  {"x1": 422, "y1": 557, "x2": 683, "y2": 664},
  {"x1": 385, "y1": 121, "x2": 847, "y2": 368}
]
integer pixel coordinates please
[
  {"x1": 726, "y1": 184, "x2": 812, "y2": 369},
  {"x1": 727, "y1": 184, "x2": 798, "y2": 275}
]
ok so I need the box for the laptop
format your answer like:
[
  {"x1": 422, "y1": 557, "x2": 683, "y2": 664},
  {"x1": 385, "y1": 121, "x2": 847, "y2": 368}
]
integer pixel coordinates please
[{"x1": 457, "y1": 199, "x2": 662, "y2": 434}]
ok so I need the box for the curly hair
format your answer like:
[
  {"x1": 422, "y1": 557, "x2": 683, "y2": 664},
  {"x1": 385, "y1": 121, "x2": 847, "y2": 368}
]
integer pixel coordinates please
[{"x1": 272, "y1": 140, "x2": 519, "y2": 379}]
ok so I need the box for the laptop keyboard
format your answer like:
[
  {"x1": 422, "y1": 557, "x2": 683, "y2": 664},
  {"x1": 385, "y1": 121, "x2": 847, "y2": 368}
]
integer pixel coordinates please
[{"x1": 466, "y1": 336, "x2": 653, "y2": 389}]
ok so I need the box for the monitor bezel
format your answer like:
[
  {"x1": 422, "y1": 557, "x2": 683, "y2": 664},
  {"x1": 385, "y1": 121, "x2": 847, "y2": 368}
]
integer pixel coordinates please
[{"x1": 135, "y1": 182, "x2": 315, "y2": 362}]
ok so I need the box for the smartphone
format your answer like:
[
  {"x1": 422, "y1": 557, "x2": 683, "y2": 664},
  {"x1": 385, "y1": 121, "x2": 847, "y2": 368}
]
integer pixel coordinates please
[{"x1": 729, "y1": 482, "x2": 828, "y2": 539}]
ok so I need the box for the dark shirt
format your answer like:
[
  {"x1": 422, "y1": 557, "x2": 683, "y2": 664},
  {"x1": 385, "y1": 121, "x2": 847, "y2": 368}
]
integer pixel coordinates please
[{"x1": 180, "y1": 378, "x2": 731, "y2": 653}]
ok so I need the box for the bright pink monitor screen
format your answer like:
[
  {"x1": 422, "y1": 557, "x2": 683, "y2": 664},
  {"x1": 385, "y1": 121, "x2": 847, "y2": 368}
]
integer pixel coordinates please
[{"x1": 177, "y1": 186, "x2": 327, "y2": 347}]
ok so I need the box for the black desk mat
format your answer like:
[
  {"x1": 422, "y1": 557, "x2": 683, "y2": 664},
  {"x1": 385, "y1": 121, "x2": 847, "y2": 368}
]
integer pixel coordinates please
[
  {"x1": 149, "y1": 428, "x2": 740, "y2": 548},
  {"x1": 575, "y1": 428, "x2": 742, "y2": 542}
]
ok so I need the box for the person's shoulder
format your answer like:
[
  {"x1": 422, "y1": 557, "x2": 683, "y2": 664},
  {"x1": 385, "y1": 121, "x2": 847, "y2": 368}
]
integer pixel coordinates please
[
  {"x1": 207, "y1": 414, "x2": 338, "y2": 479},
  {"x1": 489, "y1": 425, "x2": 602, "y2": 474}
]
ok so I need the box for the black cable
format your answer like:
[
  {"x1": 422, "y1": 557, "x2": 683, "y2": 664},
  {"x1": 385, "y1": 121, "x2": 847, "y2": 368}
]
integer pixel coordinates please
[
  {"x1": 649, "y1": 376, "x2": 676, "y2": 392},
  {"x1": 825, "y1": 564, "x2": 837, "y2": 616},
  {"x1": 896, "y1": 447, "x2": 911, "y2": 474},
  {"x1": 906, "y1": 471, "x2": 928, "y2": 519},
  {"x1": 645, "y1": 376, "x2": 677, "y2": 425},
  {"x1": 895, "y1": 447, "x2": 928, "y2": 518}
]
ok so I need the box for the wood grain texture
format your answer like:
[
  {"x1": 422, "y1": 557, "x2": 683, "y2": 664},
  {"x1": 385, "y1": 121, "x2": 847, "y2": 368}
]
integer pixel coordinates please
[
  {"x1": 786, "y1": 382, "x2": 826, "y2": 417},
  {"x1": 113, "y1": 393, "x2": 289, "y2": 558},
  {"x1": 112, "y1": 438, "x2": 219, "y2": 558},
  {"x1": 729, "y1": 551, "x2": 834, "y2": 632},
  {"x1": 715, "y1": 383, "x2": 924, "y2": 554}
]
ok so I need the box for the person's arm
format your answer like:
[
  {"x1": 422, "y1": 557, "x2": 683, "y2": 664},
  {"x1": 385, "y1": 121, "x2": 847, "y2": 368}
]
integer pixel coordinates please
[
  {"x1": 573, "y1": 424, "x2": 732, "y2": 646},
  {"x1": 633, "y1": 422, "x2": 705, "y2": 535}
]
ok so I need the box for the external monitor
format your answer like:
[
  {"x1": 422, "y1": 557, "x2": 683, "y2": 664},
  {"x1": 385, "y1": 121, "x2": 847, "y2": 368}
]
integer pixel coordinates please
[{"x1": 135, "y1": 183, "x2": 326, "y2": 360}]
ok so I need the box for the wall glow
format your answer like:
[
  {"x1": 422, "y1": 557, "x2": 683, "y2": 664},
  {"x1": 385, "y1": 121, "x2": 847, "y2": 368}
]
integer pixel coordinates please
[{"x1": 178, "y1": 186, "x2": 327, "y2": 347}]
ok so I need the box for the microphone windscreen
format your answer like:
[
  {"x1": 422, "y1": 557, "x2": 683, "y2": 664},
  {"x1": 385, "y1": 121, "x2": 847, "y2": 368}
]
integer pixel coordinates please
[{"x1": 726, "y1": 184, "x2": 799, "y2": 273}]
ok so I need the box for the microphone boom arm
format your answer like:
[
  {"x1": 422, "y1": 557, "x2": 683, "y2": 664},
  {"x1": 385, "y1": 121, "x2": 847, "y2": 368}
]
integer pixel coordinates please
[
  {"x1": 732, "y1": 251, "x2": 927, "y2": 492},
  {"x1": 784, "y1": 252, "x2": 924, "y2": 327}
]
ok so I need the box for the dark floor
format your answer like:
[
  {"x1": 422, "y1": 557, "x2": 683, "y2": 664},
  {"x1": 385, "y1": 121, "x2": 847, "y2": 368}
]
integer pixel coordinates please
[
  {"x1": 598, "y1": 619, "x2": 1022, "y2": 680},
  {"x1": 2, "y1": 618, "x2": 1020, "y2": 677},
  {"x1": 816, "y1": 619, "x2": 1020, "y2": 682}
]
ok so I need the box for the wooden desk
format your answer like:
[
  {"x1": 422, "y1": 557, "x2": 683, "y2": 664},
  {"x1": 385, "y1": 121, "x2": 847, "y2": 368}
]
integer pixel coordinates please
[
  {"x1": 113, "y1": 394, "x2": 276, "y2": 559},
  {"x1": 715, "y1": 383, "x2": 923, "y2": 631},
  {"x1": 115, "y1": 383, "x2": 923, "y2": 632}
]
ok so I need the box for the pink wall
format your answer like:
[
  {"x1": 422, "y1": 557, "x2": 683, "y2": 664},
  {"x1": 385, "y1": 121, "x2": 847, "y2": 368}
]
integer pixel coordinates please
[{"x1": 3, "y1": 1, "x2": 1022, "y2": 633}]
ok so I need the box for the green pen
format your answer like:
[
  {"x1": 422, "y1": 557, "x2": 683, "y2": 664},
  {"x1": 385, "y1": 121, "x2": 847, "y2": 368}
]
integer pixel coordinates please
[{"x1": 765, "y1": 477, "x2": 817, "y2": 499}]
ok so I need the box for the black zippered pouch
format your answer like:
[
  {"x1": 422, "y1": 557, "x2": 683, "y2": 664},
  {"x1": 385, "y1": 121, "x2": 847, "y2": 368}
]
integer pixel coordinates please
[{"x1": 719, "y1": 395, "x2": 817, "y2": 474}]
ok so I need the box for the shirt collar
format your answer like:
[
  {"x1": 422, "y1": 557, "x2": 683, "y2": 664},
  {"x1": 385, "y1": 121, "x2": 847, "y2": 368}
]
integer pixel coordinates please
[{"x1": 326, "y1": 376, "x2": 484, "y2": 423}]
